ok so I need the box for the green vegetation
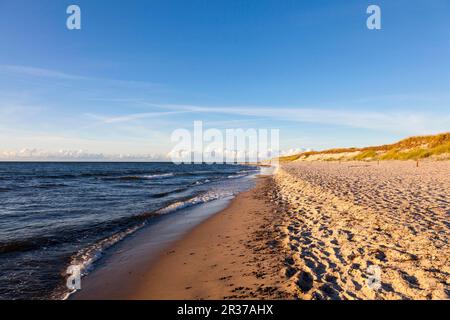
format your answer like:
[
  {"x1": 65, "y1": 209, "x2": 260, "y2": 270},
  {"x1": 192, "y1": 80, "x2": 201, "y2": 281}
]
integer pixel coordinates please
[
  {"x1": 352, "y1": 150, "x2": 377, "y2": 160},
  {"x1": 430, "y1": 141, "x2": 450, "y2": 155},
  {"x1": 278, "y1": 154, "x2": 301, "y2": 162},
  {"x1": 278, "y1": 132, "x2": 450, "y2": 162},
  {"x1": 378, "y1": 141, "x2": 450, "y2": 160}
]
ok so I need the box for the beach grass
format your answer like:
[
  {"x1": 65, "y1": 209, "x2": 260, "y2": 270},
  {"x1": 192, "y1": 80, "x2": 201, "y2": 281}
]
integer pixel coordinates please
[{"x1": 280, "y1": 132, "x2": 450, "y2": 162}]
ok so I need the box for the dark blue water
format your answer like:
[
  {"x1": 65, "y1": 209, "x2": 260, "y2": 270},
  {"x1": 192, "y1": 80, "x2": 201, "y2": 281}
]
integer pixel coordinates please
[{"x1": 0, "y1": 162, "x2": 259, "y2": 300}]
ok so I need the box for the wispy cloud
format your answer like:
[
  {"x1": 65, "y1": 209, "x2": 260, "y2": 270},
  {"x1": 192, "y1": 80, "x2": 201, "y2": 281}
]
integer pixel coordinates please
[
  {"x1": 0, "y1": 64, "x2": 162, "y2": 89},
  {"x1": 0, "y1": 65, "x2": 85, "y2": 80},
  {"x1": 85, "y1": 110, "x2": 188, "y2": 124},
  {"x1": 104, "y1": 103, "x2": 450, "y2": 134}
]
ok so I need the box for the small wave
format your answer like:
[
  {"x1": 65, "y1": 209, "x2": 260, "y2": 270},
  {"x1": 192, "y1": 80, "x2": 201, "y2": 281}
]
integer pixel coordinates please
[
  {"x1": 227, "y1": 174, "x2": 247, "y2": 179},
  {"x1": 0, "y1": 237, "x2": 61, "y2": 254},
  {"x1": 79, "y1": 172, "x2": 112, "y2": 178},
  {"x1": 110, "y1": 173, "x2": 174, "y2": 181},
  {"x1": 35, "y1": 170, "x2": 171, "y2": 180},
  {"x1": 238, "y1": 168, "x2": 259, "y2": 174},
  {"x1": 194, "y1": 179, "x2": 211, "y2": 186},
  {"x1": 177, "y1": 170, "x2": 237, "y2": 177},
  {"x1": 68, "y1": 223, "x2": 145, "y2": 277},
  {"x1": 143, "y1": 173, "x2": 174, "y2": 179},
  {"x1": 59, "y1": 210, "x2": 169, "y2": 299},
  {"x1": 36, "y1": 183, "x2": 68, "y2": 189},
  {"x1": 36, "y1": 174, "x2": 78, "y2": 179},
  {"x1": 117, "y1": 176, "x2": 143, "y2": 181},
  {"x1": 0, "y1": 241, "x2": 35, "y2": 254},
  {"x1": 0, "y1": 183, "x2": 67, "y2": 192},
  {"x1": 156, "y1": 190, "x2": 234, "y2": 215},
  {"x1": 150, "y1": 187, "x2": 188, "y2": 198},
  {"x1": 0, "y1": 212, "x2": 162, "y2": 255}
]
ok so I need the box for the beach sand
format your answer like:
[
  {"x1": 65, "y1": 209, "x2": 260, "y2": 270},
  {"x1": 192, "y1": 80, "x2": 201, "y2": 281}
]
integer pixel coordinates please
[
  {"x1": 274, "y1": 160, "x2": 449, "y2": 299},
  {"x1": 78, "y1": 161, "x2": 449, "y2": 300},
  {"x1": 125, "y1": 176, "x2": 291, "y2": 299}
]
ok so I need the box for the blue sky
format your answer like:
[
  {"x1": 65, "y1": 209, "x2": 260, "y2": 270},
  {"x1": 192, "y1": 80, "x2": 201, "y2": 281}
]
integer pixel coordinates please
[{"x1": 0, "y1": 0, "x2": 449, "y2": 159}]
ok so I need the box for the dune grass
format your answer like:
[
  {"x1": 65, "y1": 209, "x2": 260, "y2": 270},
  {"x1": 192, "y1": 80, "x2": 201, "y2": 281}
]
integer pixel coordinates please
[
  {"x1": 278, "y1": 154, "x2": 302, "y2": 162},
  {"x1": 353, "y1": 150, "x2": 378, "y2": 160},
  {"x1": 279, "y1": 132, "x2": 450, "y2": 162},
  {"x1": 378, "y1": 141, "x2": 450, "y2": 160}
]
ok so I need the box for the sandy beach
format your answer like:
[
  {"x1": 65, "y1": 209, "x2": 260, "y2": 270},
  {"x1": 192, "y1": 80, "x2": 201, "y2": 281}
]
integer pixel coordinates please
[
  {"x1": 125, "y1": 175, "x2": 291, "y2": 299},
  {"x1": 76, "y1": 160, "x2": 449, "y2": 300},
  {"x1": 274, "y1": 160, "x2": 449, "y2": 299}
]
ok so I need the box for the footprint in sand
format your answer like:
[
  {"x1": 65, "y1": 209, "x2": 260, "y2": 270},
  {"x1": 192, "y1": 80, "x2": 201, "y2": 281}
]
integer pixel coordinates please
[{"x1": 296, "y1": 271, "x2": 313, "y2": 293}]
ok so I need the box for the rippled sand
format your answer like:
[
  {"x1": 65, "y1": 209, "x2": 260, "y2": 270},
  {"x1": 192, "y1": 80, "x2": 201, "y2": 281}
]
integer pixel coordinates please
[{"x1": 272, "y1": 160, "x2": 449, "y2": 299}]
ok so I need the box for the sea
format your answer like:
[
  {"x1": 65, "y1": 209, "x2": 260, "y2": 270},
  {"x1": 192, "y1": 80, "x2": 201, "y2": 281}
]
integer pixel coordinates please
[{"x1": 0, "y1": 162, "x2": 260, "y2": 300}]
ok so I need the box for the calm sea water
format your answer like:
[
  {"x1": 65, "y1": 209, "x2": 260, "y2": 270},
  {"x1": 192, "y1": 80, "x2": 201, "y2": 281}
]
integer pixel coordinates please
[{"x1": 0, "y1": 162, "x2": 259, "y2": 300}]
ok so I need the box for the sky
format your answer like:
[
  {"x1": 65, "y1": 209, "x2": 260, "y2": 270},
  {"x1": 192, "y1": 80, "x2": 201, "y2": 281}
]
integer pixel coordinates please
[{"x1": 0, "y1": 0, "x2": 449, "y2": 160}]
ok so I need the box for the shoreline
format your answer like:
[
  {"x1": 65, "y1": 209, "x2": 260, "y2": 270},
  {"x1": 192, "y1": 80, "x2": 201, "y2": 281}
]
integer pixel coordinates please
[
  {"x1": 73, "y1": 160, "x2": 449, "y2": 300},
  {"x1": 126, "y1": 175, "x2": 290, "y2": 299},
  {"x1": 73, "y1": 174, "x2": 290, "y2": 300},
  {"x1": 70, "y1": 197, "x2": 235, "y2": 299},
  {"x1": 69, "y1": 174, "x2": 281, "y2": 300}
]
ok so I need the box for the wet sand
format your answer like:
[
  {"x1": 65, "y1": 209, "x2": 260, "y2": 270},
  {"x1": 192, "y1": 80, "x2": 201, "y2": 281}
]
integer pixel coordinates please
[
  {"x1": 72, "y1": 197, "x2": 235, "y2": 299},
  {"x1": 125, "y1": 176, "x2": 291, "y2": 299}
]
